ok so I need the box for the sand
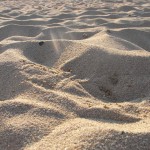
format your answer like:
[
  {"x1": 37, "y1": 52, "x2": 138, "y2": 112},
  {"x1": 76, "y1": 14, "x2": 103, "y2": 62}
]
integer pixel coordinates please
[{"x1": 0, "y1": 0, "x2": 150, "y2": 149}]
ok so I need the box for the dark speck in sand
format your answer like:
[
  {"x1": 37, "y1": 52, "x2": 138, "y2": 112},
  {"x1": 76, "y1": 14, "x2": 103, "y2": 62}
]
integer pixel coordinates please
[
  {"x1": 106, "y1": 29, "x2": 111, "y2": 34},
  {"x1": 83, "y1": 33, "x2": 88, "y2": 38},
  {"x1": 121, "y1": 131, "x2": 125, "y2": 135},
  {"x1": 39, "y1": 41, "x2": 45, "y2": 46}
]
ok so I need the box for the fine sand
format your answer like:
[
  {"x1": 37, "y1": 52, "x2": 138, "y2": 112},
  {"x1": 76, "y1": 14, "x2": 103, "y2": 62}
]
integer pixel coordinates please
[{"x1": 0, "y1": 0, "x2": 150, "y2": 150}]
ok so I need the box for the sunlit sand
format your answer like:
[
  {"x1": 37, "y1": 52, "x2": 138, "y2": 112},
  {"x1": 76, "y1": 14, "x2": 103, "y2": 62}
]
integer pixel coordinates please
[{"x1": 0, "y1": 0, "x2": 150, "y2": 149}]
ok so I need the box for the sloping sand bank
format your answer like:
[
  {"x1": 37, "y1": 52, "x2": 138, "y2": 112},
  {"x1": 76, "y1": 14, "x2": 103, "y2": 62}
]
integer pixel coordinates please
[{"x1": 0, "y1": 0, "x2": 150, "y2": 150}]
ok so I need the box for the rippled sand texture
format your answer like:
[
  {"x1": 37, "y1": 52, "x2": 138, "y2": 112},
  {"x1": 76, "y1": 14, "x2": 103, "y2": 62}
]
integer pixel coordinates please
[{"x1": 0, "y1": 0, "x2": 150, "y2": 150}]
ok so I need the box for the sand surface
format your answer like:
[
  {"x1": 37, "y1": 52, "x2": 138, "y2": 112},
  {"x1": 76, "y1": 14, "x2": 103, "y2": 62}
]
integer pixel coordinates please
[{"x1": 0, "y1": 0, "x2": 150, "y2": 149}]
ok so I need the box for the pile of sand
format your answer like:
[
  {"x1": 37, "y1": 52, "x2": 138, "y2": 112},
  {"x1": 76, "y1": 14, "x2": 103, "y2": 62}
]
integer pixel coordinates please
[{"x1": 0, "y1": 0, "x2": 150, "y2": 149}]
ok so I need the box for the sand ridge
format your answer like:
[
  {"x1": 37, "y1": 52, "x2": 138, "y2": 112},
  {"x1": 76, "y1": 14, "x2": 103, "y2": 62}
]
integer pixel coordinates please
[{"x1": 0, "y1": 0, "x2": 150, "y2": 150}]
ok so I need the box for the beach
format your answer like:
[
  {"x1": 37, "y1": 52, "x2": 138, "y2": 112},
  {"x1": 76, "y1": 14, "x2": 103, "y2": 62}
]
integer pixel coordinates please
[{"x1": 0, "y1": 0, "x2": 150, "y2": 149}]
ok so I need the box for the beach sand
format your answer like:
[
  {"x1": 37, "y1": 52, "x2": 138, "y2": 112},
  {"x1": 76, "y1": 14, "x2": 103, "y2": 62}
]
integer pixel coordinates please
[{"x1": 0, "y1": 0, "x2": 150, "y2": 149}]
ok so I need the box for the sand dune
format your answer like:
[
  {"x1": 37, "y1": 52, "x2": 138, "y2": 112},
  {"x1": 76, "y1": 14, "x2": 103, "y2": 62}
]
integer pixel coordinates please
[{"x1": 0, "y1": 0, "x2": 150, "y2": 150}]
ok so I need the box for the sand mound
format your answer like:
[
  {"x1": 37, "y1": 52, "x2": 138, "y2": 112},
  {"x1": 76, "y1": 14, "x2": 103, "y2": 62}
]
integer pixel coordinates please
[
  {"x1": 25, "y1": 118, "x2": 150, "y2": 150},
  {"x1": 0, "y1": 0, "x2": 150, "y2": 149},
  {"x1": 61, "y1": 45, "x2": 150, "y2": 101},
  {"x1": 112, "y1": 29, "x2": 150, "y2": 51},
  {"x1": 0, "y1": 25, "x2": 41, "y2": 41}
]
